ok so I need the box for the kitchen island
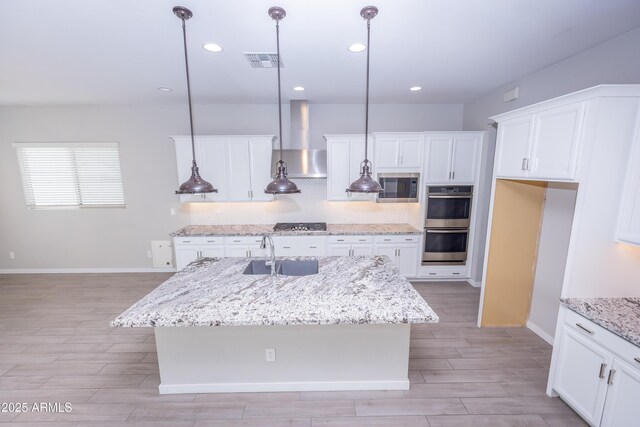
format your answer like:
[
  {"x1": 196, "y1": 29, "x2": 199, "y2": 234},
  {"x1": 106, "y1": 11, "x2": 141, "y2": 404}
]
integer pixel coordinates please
[{"x1": 112, "y1": 255, "x2": 437, "y2": 394}]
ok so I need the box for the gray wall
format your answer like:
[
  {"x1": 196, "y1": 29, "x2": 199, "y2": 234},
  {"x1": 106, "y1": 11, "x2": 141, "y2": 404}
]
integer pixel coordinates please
[
  {"x1": 463, "y1": 27, "x2": 640, "y2": 284},
  {"x1": 0, "y1": 103, "x2": 462, "y2": 270}
]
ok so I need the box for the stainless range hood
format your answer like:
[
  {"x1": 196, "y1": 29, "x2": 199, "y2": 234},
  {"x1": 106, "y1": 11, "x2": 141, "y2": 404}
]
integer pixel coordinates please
[{"x1": 275, "y1": 100, "x2": 327, "y2": 178}]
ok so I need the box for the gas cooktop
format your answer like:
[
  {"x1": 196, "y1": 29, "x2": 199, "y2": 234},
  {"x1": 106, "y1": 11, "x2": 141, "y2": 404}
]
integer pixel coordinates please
[{"x1": 273, "y1": 222, "x2": 327, "y2": 232}]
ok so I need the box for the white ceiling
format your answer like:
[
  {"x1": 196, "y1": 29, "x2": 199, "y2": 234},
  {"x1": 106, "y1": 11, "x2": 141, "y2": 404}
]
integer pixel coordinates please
[{"x1": 2, "y1": 0, "x2": 640, "y2": 106}]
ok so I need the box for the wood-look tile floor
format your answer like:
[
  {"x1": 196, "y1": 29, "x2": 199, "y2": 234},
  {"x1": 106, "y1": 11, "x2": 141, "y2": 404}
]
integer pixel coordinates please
[{"x1": 0, "y1": 273, "x2": 587, "y2": 426}]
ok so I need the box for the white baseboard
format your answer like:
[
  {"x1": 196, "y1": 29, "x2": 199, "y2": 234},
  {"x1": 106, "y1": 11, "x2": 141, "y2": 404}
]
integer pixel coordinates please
[
  {"x1": 467, "y1": 279, "x2": 481, "y2": 287},
  {"x1": 0, "y1": 267, "x2": 177, "y2": 274},
  {"x1": 159, "y1": 379, "x2": 410, "y2": 394},
  {"x1": 526, "y1": 320, "x2": 554, "y2": 345}
]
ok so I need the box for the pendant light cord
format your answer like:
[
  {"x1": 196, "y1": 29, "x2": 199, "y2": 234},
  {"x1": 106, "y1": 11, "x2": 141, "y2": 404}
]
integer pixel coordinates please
[
  {"x1": 364, "y1": 17, "x2": 371, "y2": 164},
  {"x1": 276, "y1": 19, "x2": 284, "y2": 163},
  {"x1": 181, "y1": 17, "x2": 197, "y2": 166}
]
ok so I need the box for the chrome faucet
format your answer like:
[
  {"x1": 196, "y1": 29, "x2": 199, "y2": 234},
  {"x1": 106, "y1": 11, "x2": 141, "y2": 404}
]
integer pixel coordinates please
[{"x1": 260, "y1": 234, "x2": 277, "y2": 276}]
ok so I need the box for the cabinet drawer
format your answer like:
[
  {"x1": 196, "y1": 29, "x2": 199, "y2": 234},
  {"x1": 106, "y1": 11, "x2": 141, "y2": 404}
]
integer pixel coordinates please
[
  {"x1": 225, "y1": 236, "x2": 263, "y2": 246},
  {"x1": 420, "y1": 266, "x2": 468, "y2": 279},
  {"x1": 374, "y1": 234, "x2": 420, "y2": 244},
  {"x1": 328, "y1": 235, "x2": 373, "y2": 244},
  {"x1": 564, "y1": 308, "x2": 640, "y2": 369},
  {"x1": 174, "y1": 236, "x2": 223, "y2": 245}
]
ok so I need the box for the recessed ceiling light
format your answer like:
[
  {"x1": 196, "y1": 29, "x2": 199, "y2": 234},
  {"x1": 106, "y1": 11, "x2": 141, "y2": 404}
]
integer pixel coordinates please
[
  {"x1": 156, "y1": 86, "x2": 173, "y2": 92},
  {"x1": 409, "y1": 86, "x2": 422, "y2": 92},
  {"x1": 348, "y1": 43, "x2": 366, "y2": 53},
  {"x1": 202, "y1": 43, "x2": 223, "y2": 53},
  {"x1": 293, "y1": 86, "x2": 305, "y2": 91}
]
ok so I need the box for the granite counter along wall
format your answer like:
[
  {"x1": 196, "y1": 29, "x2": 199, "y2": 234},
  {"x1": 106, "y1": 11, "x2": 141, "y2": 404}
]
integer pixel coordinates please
[{"x1": 183, "y1": 179, "x2": 423, "y2": 229}]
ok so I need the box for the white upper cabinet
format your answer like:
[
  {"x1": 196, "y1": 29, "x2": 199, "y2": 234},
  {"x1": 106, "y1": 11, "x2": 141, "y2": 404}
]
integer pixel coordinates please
[
  {"x1": 424, "y1": 133, "x2": 482, "y2": 184},
  {"x1": 325, "y1": 135, "x2": 373, "y2": 201},
  {"x1": 172, "y1": 136, "x2": 274, "y2": 203},
  {"x1": 374, "y1": 133, "x2": 423, "y2": 170},
  {"x1": 494, "y1": 102, "x2": 585, "y2": 180},
  {"x1": 617, "y1": 125, "x2": 640, "y2": 246}
]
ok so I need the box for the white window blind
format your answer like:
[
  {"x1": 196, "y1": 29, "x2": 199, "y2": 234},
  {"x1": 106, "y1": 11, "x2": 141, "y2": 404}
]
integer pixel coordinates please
[{"x1": 13, "y1": 142, "x2": 125, "y2": 208}]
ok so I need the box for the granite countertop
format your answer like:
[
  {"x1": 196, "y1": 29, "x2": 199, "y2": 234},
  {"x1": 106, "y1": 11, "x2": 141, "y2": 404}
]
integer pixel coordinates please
[
  {"x1": 112, "y1": 256, "x2": 438, "y2": 328},
  {"x1": 170, "y1": 223, "x2": 422, "y2": 237},
  {"x1": 561, "y1": 297, "x2": 640, "y2": 348}
]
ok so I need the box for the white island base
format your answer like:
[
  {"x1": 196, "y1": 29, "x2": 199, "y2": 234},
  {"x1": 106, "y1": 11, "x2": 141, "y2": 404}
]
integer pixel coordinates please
[{"x1": 155, "y1": 323, "x2": 411, "y2": 394}]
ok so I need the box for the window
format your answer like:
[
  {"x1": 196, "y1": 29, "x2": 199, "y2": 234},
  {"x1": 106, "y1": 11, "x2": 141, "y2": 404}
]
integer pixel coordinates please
[{"x1": 13, "y1": 142, "x2": 125, "y2": 208}]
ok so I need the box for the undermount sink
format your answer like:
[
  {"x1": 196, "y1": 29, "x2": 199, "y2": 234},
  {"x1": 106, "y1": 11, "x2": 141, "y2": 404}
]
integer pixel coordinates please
[
  {"x1": 277, "y1": 260, "x2": 319, "y2": 276},
  {"x1": 242, "y1": 259, "x2": 319, "y2": 276}
]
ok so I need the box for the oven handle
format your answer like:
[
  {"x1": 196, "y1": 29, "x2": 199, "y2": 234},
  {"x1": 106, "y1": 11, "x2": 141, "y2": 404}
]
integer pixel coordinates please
[
  {"x1": 425, "y1": 229, "x2": 469, "y2": 233},
  {"x1": 427, "y1": 194, "x2": 472, "y2": 199}
]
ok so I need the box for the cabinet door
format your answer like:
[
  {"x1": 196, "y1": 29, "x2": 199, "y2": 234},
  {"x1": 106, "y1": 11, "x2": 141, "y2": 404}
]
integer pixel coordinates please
[
  {"x1": 374, "y1": 137, "x2": 399, "y2": 168},
  {"x1": 451, "y1": 136, "x2": 479, "y2": 183},
  {"x1": 601, "y1": 358, "x2": 640, "y2": 427},
  {"x1": 248, "y1": 139, "x2": 274, "y2": 201},
  {"x1": 375, "y1": 244, "x2": 397, "y2": 264},
  {"x1": 425, "y1": 137, "x2": 453, "y2": 183},
  {"x1": 617, "y1": 135, "x2": 640, "y2": 245},
  {"x1": 328, "y1": 244, "x2": 351, "y2": 256},
  {"x1": 327, "y1": 139, "x2": 351, "y2": 201},
  {"x1": 198, "y1": 139, "x2": 228, "y2": 202},
  {"x1": 351, "y1": 244, "x2": 374, "y2": 256},
  {"x1": 226, "y1": 141, "x2": 252, "y2": 201},
  {"x1": 200, "y1": 246, "x2": 225, "y2": 259},
  {"x1": 553, "y1": 327, "x2": 613, "y2": 426},
  {"x1": 397, "y1": 243, "x2": 420, "y2": 277},
  {"x1": 225, "y1": 246, "x2": 250, "y2": 258},
  {"x1": 495, "y1": 116, "x2": 533, "y2": 178},
  {"x1": 399, "y1": 136, "x2": 423, "y2": 169},
  {"x1": 530, "y1": 102, "x2": 584, "y2": 180},
  {"x1": 174, "y1": 246, "x2": 200, "y2": 270}
]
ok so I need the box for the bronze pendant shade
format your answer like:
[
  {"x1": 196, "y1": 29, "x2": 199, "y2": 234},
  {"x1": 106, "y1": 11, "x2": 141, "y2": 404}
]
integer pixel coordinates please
[
  {"x1": 346, "y1": 6, "x2": 382, "y2": 194},
  {"x1": 264, "y1": 6, "x2": 301, "y2": 195},
  {"x1": 173, "y1": 6, "x2": 217, "y2": 195}
]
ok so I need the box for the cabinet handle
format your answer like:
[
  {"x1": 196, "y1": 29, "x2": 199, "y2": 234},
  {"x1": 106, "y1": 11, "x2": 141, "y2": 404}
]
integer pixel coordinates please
[
  {"x1": 599, "y1": 363, "x2": 607, "y2": 379},
  {"x1": 349, "y1": 249, "x2": 353, "y2": 256},
  {"x1": 283, "y1": 246, "x2": 291, "y2": 249},
  {"x1": 337, "y1": 239, "x2": 345, "y2": 242},
  {"x1": 233, "y1": 240, "x2": 241, "y2": 243},
  {"x1": 400, "y1": 155, "x2": 403, "y2": 164},
  {"x1": 576, "y1": 323, "x2": 594, "y2": 335},
  {"x1": 405, "y1": 238, "x2": 414, "y2": 241},
  {"x1": 634, "y1": 357, "x2": 640, "y2": 365},
  {"x1": 358, "y1": 239, "x2": 366, "y2": 242},
  {"x1": 309, "y1": 246, "x2": 317, "y2": 249},
  {"x1": 521, "y1": 158, "x2": 527, "y2": 170},
  {"x1": 207, "y1": 240, "x2": 216, "y2": 243},
  {"x1": 607, "y1": 369, "x2": 616, "y2": 385},
  {"x1": 182, "y1": 240, "x2": 191, "y2": 243},
  {"x1": 452, "y1": 272, "x2": 460, "y2": 275},
  {"x1": 452, "y1": 171, "x2": 455, "y2": 180},
  {"x1": 384, "y1": 238, "x2": 391, "y2": 241}
]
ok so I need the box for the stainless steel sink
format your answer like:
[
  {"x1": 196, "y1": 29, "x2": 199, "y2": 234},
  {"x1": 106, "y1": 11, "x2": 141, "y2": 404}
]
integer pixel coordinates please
[
  {"x1": 242, "y1": 260, "x2": 273, "y2": 275},
  {"x1": 278, "y1": 260, "x2": 319, "y2": 276},
  {"x1": 242, "y1": 259, "x2": 319, "y2": 276}
]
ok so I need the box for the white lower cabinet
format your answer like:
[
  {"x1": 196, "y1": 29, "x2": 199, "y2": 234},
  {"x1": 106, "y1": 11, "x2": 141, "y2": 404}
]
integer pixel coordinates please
[
  {"x1": 327, "y1": 236, "x2": 374, "y2": 257},
  {"x1": 224, "y1": 236, "x2": 267, "y2": 259},
  {"x1": 600, "y1": 358, "x2": 640, "y2": 427},
  {"x1": 550, "y1": 307, "x2": 640, "y2": 426},
  {"x1": 373, "y1": 235, "x2": 421, "y2": 277},
  {"x1": 174, "y1": 233, "x2": 420, "y2": 275},
  {"x1": 273, "y1": 236, "x2": 326, "y2": 257},
  {"x1": 173, "y1": 237, "x2": 225, "y2": 270}
]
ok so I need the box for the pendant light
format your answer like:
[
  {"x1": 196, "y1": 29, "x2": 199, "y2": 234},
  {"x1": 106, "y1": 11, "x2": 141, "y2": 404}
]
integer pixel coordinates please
[
  {"x1": 173, "y1": 6, "x2": 217, "y2": 195},
  {"x1": 346, "y1": 6, "x2": 382, "y2": 194},
  {"x1": 264, "y1": 6, "x2": 301, "y2": 195}
]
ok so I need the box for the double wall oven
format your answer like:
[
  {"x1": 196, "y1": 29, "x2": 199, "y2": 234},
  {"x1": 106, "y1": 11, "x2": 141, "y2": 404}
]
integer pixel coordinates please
[{"x1": 423, "y1": 186, "x2": 472, "y2": 264}]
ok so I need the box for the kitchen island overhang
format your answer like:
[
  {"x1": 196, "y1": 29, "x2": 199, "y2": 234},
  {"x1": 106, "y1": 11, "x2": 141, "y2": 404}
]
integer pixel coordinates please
[{"x1": 112, "y1": 256, "x2": 438, "y2": 394}]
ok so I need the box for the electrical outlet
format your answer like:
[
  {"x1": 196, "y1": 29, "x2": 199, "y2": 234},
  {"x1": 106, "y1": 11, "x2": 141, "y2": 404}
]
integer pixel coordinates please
[
  {"x1": 146, "y1": 250, "x2": 152, "y2": 258},
  {"x1": 9, "y1": 251, "x2": 15, "y2": 260},
  {"x1": 170, "y1": 208, "x2": 176, "y2": 216},
  {"x1": 265, "y1": 348, "x2": 276, "y2": 362}
]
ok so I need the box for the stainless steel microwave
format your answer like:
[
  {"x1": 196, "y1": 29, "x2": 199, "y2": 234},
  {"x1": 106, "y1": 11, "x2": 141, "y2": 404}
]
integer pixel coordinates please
[{"x1": 377, "y1": 173, "x2": 419, "y2": 203}]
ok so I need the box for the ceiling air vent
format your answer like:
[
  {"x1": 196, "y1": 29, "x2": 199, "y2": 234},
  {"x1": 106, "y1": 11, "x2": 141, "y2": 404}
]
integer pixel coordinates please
[{"x1": 243, "y1": 52, "x2": 284, "y2": 68}]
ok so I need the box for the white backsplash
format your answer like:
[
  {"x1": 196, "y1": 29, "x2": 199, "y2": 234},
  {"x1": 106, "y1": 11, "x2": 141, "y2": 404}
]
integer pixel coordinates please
[{"x1": 187, "y1": 179, "x2": 421, "y2": 227}]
